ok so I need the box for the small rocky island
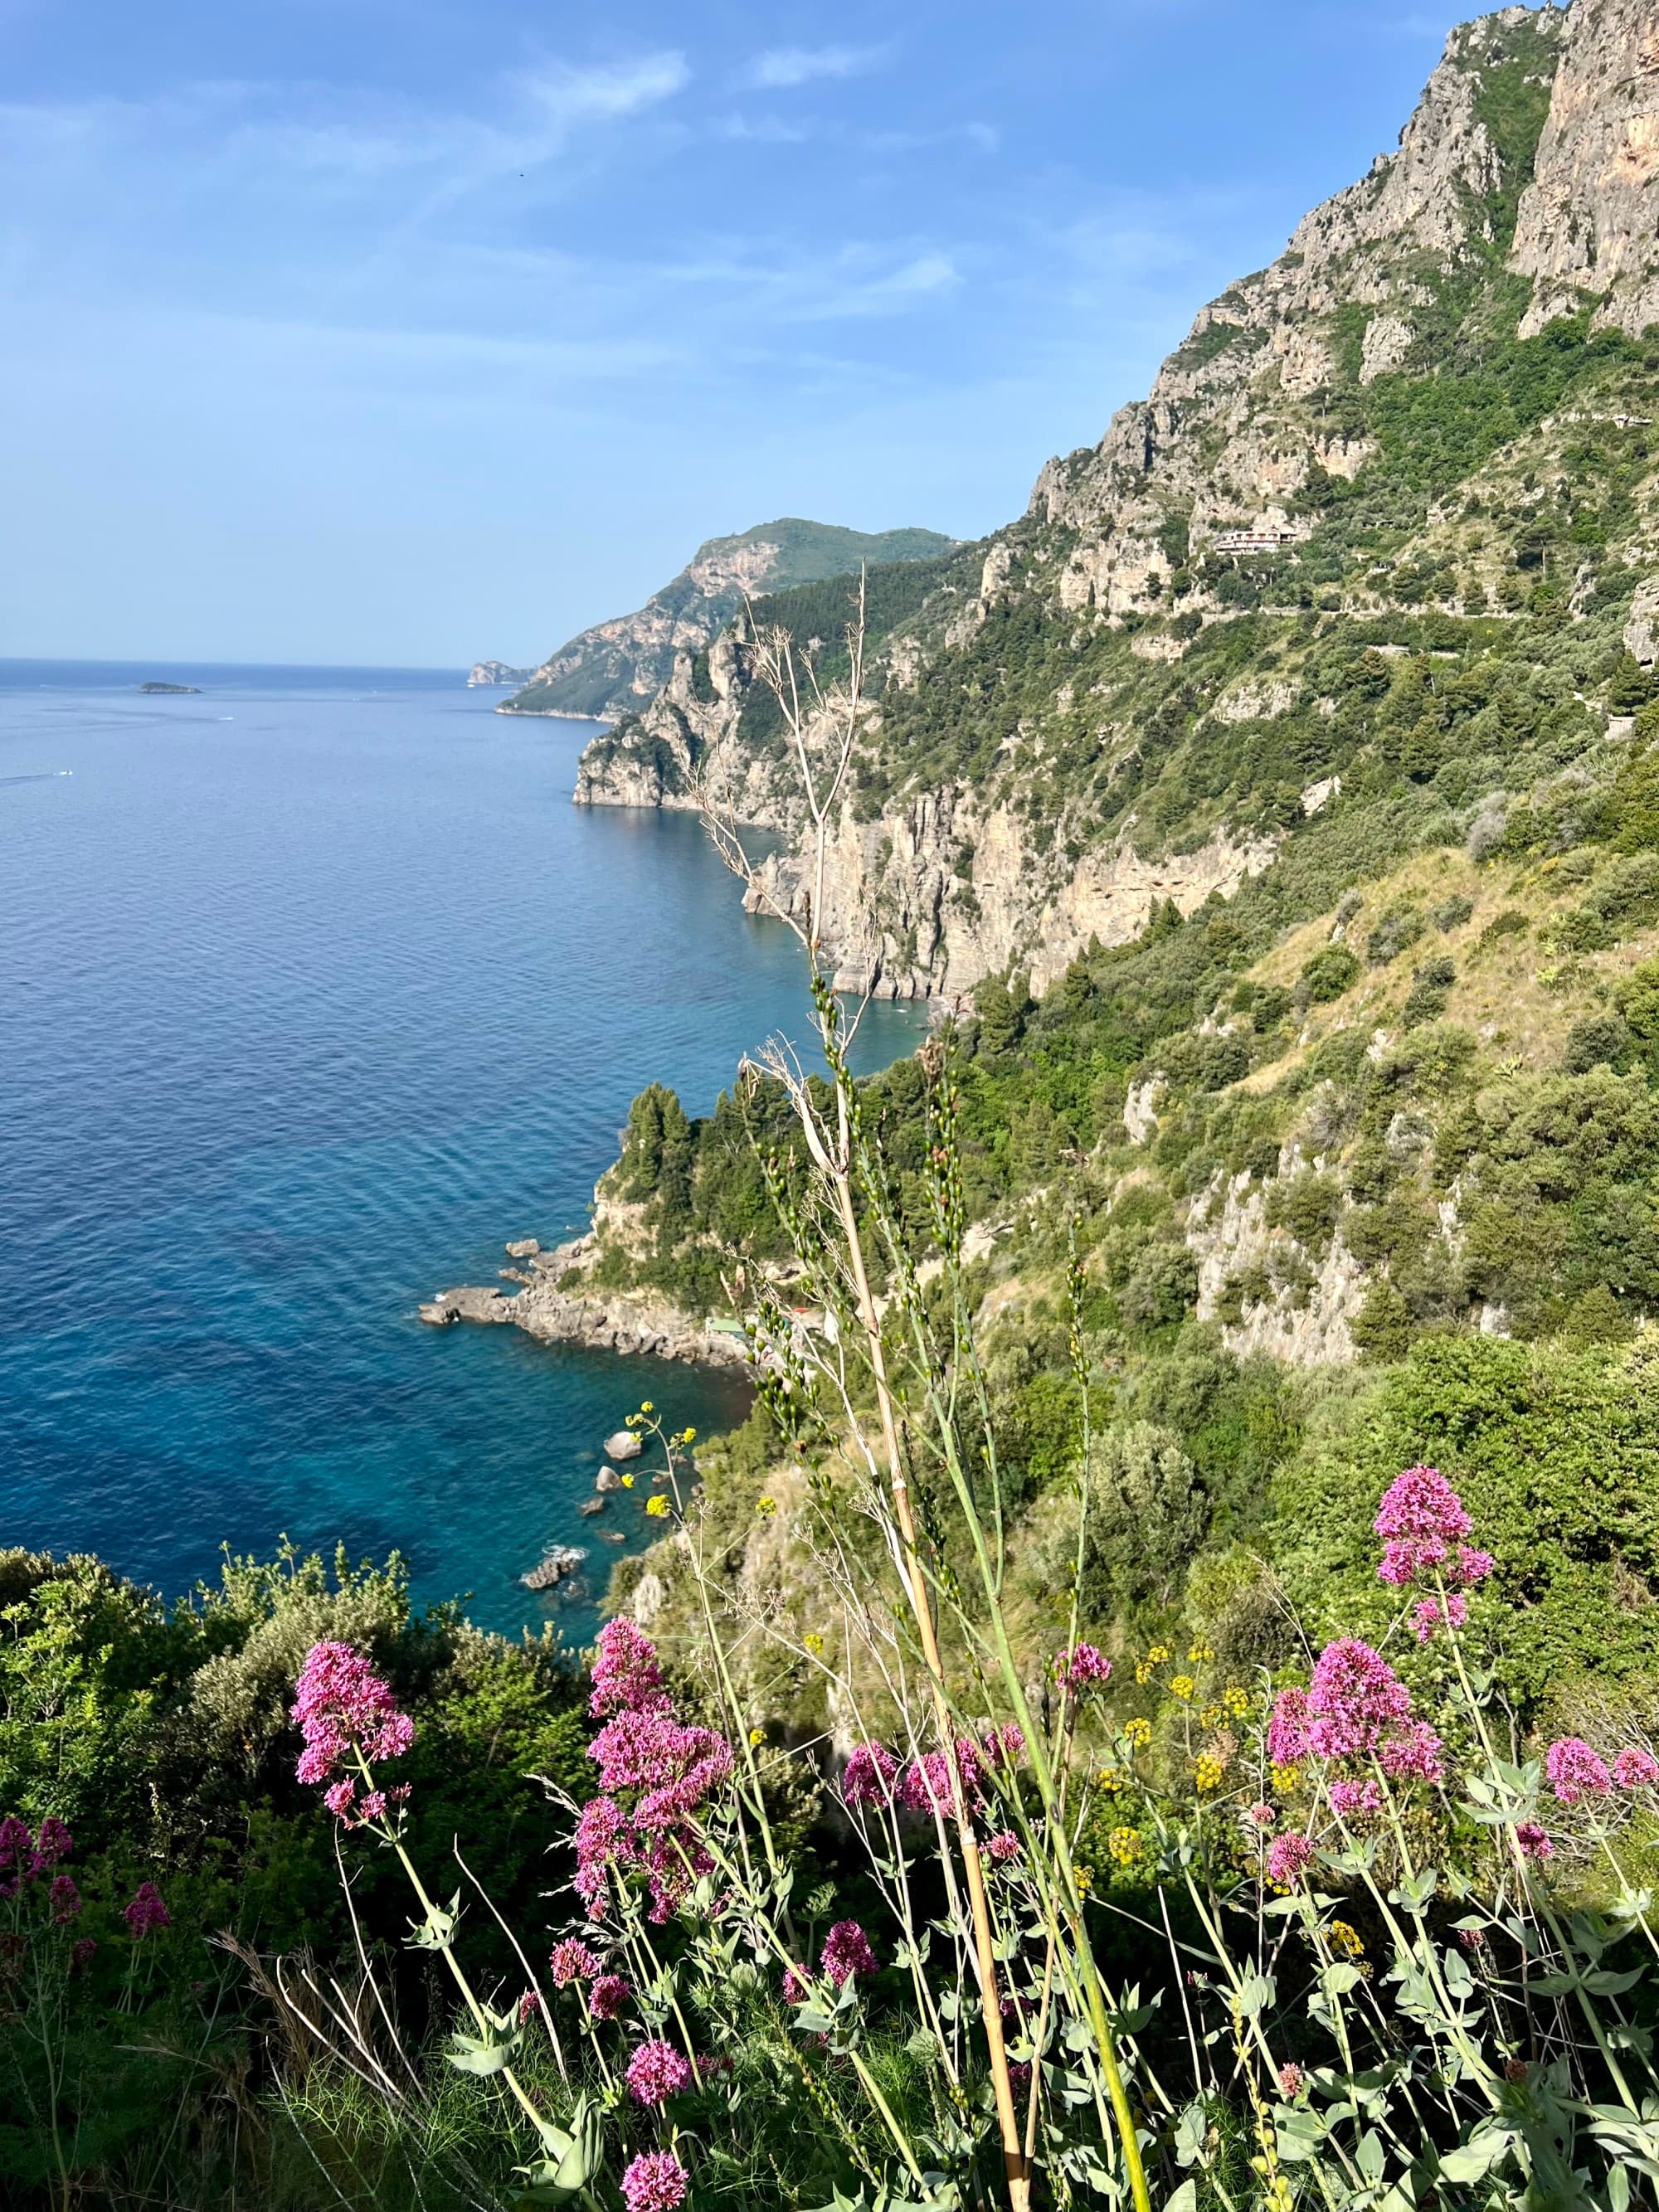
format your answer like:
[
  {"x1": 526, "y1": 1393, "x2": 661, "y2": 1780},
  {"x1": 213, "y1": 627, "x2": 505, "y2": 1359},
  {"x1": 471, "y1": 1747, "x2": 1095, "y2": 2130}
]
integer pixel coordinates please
[{"x1": 139, "y1": 681, "x2": 202, "y2": 694}]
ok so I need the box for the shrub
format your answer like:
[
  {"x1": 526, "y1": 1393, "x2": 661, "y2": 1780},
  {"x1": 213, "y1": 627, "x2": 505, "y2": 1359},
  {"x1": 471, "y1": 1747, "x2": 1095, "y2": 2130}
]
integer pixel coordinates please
[{"x1": 1298, "y1": 944, "x2": 1360, "y2": 1004}]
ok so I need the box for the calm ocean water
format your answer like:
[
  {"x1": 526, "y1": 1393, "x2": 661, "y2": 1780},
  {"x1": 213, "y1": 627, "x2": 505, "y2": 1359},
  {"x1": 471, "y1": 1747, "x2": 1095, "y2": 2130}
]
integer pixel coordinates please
[{"x1": 0, "y1": 662, "x2": 923, "y2": 1641}]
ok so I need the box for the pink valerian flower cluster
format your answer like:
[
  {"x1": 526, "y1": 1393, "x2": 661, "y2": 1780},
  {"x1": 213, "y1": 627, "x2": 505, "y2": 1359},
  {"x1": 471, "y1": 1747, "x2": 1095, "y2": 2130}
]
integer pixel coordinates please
[
  {"x1": 846, "y1": 1723, "x2": 1021, "y2": 1819},
  {"x1": 1515, "y1": 1821, "x2": 1554, "y2": 1862},
  {"x1": 1266, "y1": 1689, "x2": 1310, "y2": 1766},
  {"x1": 589, "y1": 1617, "x2": 669, "y2": 1719},
  {"x1": 124, "y1": 1882, "x2": 170, "y2": 1936},
  {"x1": 625, "y1": 2038, "x2": 693, "y2": 2105},
  {"x1": 1380, "y1": 1468, "x2": 1495, "y2": 1592},
  {"x1": 590, "y1": 1972, "x2": 632, "y2": 2020},
  {"x1": 841, "y1": 1743, "x2": 899, "y2": 1810},
  {"x1": 1266, "y1": 1834, "x2": 1315, "y2": 1885},
  {"x1": 986, "y1": 1829, "x2": 1023, "y2": 1863},
  {"x1": 1545, "y1": 1738, "x2": 1612, "y2": 1804},
  {"x1": 1246, "y1": 1801, "x2": 1277, "y2": 1831},
  {"x1": 1614, "y1": 1747, "x2": 1659, "y2": 1790},
  {"x1": 1269, "y1": 1641, "x2": 1446, "y2": 1804},
  {"x1": 621, "y1": 2149, "x2": 688, "y2": 2212},
  {"x1": 1054, "y1": 1644, "x2": 1112, "y2": 1692},
  {"x1": 1413, "y1": 1594, "x2": 1468, "y2": 1643},
  {"x1": 1277, "y1": 2064, "x2": 1306, "y2": 2098},
  {"x1": 0, "y1": 1817, "x2": 84, "y2": 1908},
  {"x1": 547, "y1": 1938, "x2": 600, "y2": 1986},
  {"x1": 291, "y1": 1642, "x2": 416, "y2": 1804},
  {"x1": 820, "y1": 1919, "x2": 878, "y2": 1987},
  {"x1": 319, "y1": 1776, "x2": 411, "y2": 1828},
  {"x1": 33, "y1": 1817, "x2": 72, "y2": 1870},
  {"x1": 575, "y1": 1621, "x2": 733, "y2": 1923}
]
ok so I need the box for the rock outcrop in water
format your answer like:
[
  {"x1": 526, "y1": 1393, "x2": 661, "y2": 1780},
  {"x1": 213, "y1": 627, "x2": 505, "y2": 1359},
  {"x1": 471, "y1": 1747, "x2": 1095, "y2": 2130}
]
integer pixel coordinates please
[{"x1": 420, "y1": 1240, "x2": 751, "y2": 1370}]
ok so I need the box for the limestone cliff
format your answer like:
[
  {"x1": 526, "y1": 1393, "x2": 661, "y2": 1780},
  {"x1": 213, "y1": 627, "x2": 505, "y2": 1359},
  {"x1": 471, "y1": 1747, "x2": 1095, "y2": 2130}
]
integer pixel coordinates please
[{"x1": 503, "y1": 520, "x2": 952, "y2": 722}]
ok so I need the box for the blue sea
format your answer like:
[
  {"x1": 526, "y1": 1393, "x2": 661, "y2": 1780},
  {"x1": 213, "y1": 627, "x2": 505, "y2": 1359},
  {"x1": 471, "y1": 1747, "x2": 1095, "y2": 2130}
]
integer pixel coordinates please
[{"x1": 0, "y1": 662, "x2": 924, "y2": 1642}]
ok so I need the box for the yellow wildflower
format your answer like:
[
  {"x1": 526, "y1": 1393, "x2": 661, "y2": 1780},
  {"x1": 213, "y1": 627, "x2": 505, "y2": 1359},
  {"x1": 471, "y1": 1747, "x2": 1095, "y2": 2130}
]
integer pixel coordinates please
[
  {"x1": 682, "y1": 1426, "x2": 696, "y2": 1443},
  {"x1": 748, "y1": 1727, "x2": 766, "y2": 1745},
  {"x1": 1096, "y1": 1765, "x2": 1124, "y2": 1792},
  {"x1": 1329, "y1": 1920, "x2": 1365, "y2": 1959},
  {"x1": 645, "y1": 1495, "x2": 669, "y2": 1518},
  {"x1": 1075, "y1": 1863, "x2": 1095, "y2": 1893},
  {"x1": 1194, "y1": 1755, "x2": 1224, "y2": 1791},
  {"x1": 1147, "y1": 1644, "x2": 1172, "y2": 1665},
  {"x1": 1134, "y1": 1662, "x2": 1153, "y2": 1685},
  {"x1": 1123, "y1": 1718, "x2": 1151, "y2": 1749},
  {"x1": 757, "y1": 1496, "x2": 777, "y2": 1518},
  {"x1": 1187, "y1": 1641, "x2": 1214, "y2": 1665},
  {"x1": 1223, "y1": 1685, "x2": 1250, "y2": 1718},
  {"x1": 640, "y1": 1400, "x2": 654, "y2": 1414},
  {"x1": 1107, "y1": 1828, "x2": 1142, "y2": 1866},
  {"x1": 804, "y1": 1633, "x2": 824, "y2": 1657},
  {"x1": 620, "y1": 1473, "x2": 635, "y2": 1489},
  {"x1": 1199, "y1": 1704, "x2": 1223, "y2": 1728},
  {"x1": 1270, "y1": 1762, "x2": 1301, "y2": 1793},
  {"x1": 1170, "y1": 1675, "x2": 1195, "y2": 1702}
]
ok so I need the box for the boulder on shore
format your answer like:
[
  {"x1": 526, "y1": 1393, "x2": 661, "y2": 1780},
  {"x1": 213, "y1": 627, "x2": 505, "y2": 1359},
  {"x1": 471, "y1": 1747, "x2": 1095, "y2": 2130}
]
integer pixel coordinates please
[
  {"x1": 506, "y1": 1237, "x2": 541, "y2": 1259},
  {"x1": 577, "y1": 1497, "x2": 606, "y2": 1517},
  {"x1": 521, "y1": 1544, "x2": 586, "y2": 1592},
  {"x1": 604, "y1": 1430, "x2": 643, "y2": 1461},
  {"x1": 596, "y1": 1466, "x2": 623, "y2": 1493}
]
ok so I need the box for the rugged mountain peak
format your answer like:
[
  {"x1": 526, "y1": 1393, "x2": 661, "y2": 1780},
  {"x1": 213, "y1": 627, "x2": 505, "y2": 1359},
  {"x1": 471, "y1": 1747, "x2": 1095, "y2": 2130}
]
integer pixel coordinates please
[
  {"x1": 1031, "y1": 7, "x2": 1569, "y2": 599},
  {"x1": 1512, "y1": 0, "x2": 1659, "y2": 336}
]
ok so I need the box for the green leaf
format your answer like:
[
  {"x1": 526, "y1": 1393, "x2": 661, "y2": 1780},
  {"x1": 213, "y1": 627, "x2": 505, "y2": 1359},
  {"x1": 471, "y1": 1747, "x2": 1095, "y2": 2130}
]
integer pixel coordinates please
[
  {"x1": 445, "y1": 2022, "x2": 522, "y2": 2076},
  {"x1": 408, "y1": 1890, "x2": 461, "y2": 1950},
  {"x1": 1164, "y1": 2184, "x2": 1199, "y2": 2212},
  {"x1": 1235, "y1": 1972, "x2": 1276, "y2": 2018},
  {"x1": 1438, "y1": 2130, "x2": 1511, "y2": 2184}
]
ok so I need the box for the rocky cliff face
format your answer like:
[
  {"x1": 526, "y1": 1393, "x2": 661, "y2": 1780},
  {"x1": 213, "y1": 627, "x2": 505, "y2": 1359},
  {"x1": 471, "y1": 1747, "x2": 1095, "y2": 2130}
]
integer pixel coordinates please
[
  {"x1": 1513, "y1": 0, "x2": 1659, "y2": 336},
  {"x1": 504, "y1": 520, "x2": 953, "y2": 722},
  {"x1": 575, "y1": 0, "x2": 1659, "y2": 1002}
]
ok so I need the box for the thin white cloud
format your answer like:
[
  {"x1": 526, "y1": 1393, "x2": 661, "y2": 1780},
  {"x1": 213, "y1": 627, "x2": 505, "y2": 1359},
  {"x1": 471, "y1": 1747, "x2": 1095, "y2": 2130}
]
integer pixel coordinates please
[
  {"x1": 743, "y1": 44, "x2": 888, "y2": 90},
  {"x1": 518, "y1": 53, "x2": 691, "y2": 132}
]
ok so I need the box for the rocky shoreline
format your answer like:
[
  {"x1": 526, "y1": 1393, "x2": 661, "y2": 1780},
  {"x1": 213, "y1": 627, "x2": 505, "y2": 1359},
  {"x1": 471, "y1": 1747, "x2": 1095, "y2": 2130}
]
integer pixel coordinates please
[{"x1": 418, "y1": 1234, "x2": 751, "y2": 1371}]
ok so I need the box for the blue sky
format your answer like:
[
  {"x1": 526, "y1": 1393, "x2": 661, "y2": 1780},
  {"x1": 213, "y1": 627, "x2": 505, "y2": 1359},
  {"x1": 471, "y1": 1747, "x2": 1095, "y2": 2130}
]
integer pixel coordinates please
[{"x1": 2, "y1": 1, "x2": 1510, "y2": 664}]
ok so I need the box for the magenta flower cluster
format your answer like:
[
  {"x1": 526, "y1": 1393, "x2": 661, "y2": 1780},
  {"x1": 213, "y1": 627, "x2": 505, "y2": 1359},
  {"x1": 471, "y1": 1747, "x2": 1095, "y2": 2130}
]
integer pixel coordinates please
[
  {"x1": 547, "y1": 1938, "x2": 600, "y2": 1987},
  {"x1": 1054, "y1": 1643, "x2": 1112, "y2": 1691},
  {"x1": 625, "y1": 2038, "x2": 693, "y2": 2105},
  {"x1": 1266, "y1": 1834, "x2": 1314, "y2": 1885},
  {"x1": 1265, "y1": 1638, "x2": 1444, "y2": 1834},
  {"x1": 1374, "y1": 1466, "x2": 1492, "y2": 1592},
  {"x1": 591, "y1": 1971, "x2": 632, "y2": 2020},
  {"x1": 291, "y1": 1641, "x2": 416, "y2": 1818},
  {"x1": 1543, "y1": 1736, "x2": 1657, "y2": 1804},
  {"x1": 573, "y1": 1618, "x2": 733, "y2": 1923},
  {"x1": 589, "y1": 1618, "x2": 669, "y2": 1719},
  {"x1": 841, "y1": 1743, "x2": 899, "y2": 1809},
  {"x1": 820, "y1": 1918, "x2": 878, "y2": 1987},
  {"x1": 620, "y1": 2149, "x2": 688, "y2": 2212},
  {"x1": 1, "y1": 1816, "x2": 78, "y2": 1916},
  {"x1": 124, "y1": 1880, "x2": 171, "y2": 1936}
]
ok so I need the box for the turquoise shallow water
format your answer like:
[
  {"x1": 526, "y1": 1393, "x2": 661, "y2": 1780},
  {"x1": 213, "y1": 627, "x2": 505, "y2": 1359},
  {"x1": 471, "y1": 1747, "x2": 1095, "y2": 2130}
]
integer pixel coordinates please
[{"x1": 0, "y1": 662, "x2": 924, "y2": 1641}]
